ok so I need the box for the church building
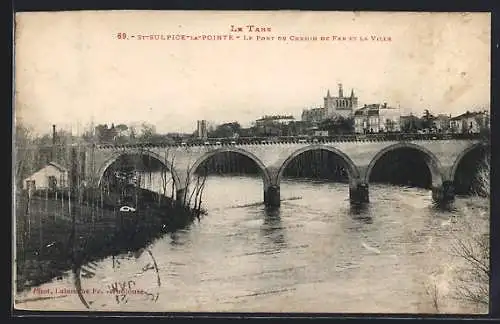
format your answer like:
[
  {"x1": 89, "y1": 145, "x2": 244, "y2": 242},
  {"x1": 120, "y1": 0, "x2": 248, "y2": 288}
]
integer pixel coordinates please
[
  {"x1": 324, "y1": 83, "x2": 358, "y2": 119},
  {"x1": 302, "y1": 83, "x2": 358, "y2": 122}
]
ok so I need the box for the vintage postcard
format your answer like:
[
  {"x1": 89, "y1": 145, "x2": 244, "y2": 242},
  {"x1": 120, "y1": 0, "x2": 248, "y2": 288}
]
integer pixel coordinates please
[{"x1": 13, "y1": 10, "x2": 491, "y2": 314}]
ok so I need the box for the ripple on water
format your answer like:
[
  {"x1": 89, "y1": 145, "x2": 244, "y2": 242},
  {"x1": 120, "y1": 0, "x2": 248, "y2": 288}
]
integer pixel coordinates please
[{"x1": 18, "y1": 175, "x2": 489, "y2": 313}]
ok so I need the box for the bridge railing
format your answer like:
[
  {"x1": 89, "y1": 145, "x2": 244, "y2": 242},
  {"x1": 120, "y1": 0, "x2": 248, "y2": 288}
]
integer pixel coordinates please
[
  {"x1": 113, "y1": 132, "x2": 483, "y2": 148},
  {"x1": 23, "y1": 132, "x2": 486, "y2": 151}
]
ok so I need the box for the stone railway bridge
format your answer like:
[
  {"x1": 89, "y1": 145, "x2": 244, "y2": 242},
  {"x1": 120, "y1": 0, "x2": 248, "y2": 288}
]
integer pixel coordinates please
[{"x1": 66, "y1": 137, "x2": 486, "y2": 207}]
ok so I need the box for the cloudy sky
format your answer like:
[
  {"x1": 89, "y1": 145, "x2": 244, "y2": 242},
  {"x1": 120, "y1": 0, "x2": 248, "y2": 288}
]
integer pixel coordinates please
[{"x1": 14, "y1": 11, "x2": 490, "y2": 135}]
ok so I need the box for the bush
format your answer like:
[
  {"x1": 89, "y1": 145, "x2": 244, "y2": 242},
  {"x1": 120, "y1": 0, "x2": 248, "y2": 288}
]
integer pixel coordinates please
[{"x1": 451, "y1": 154, "x2": 490, "y2": 312}]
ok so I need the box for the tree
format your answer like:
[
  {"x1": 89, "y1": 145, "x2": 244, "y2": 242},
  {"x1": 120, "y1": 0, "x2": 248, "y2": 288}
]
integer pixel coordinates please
[
  {"x1": 115, "y1": 124, "x2": 128, "y2": 136},
  {"x1": 288, "y1": 121, "x2": 307, "y2": 136},
  {"x1": 421, "y1": 109, "x2": 436, "y2": 130},
  {"x1": 340, "y1": 116, "x2": 355, "y2": 134},
  {"x1": 81, "y1": 130, "x2": 95, "y2": 143},
  {"x1": 105, "y1": 124, "x2": 129, "y2": 144},
  {"x1": 318, "y1": 116, "x2": 354, "y2": 134},
  {"x1": 94, "y1": 124, "x2": 117, "y2": 143},
  {"x1": 128, "y1": 126, "x2": 137, "y2": 142},
  {"x1": 14, "y1": 123, "x2": 37, "y2": 189},
  {"x1": 208, "y1": 122, "x2": 241, "y2": 138},
  {"x1": 138, "y1": 123, "x2": 156, "y2": 142},
  {"x1": 32, "y1": 134, "x2": 53, "y2": 146},
  {"x1": 401, "y1": 115, "x2": 423, "y2": 133},
  {"x1": 451, "y1": 154, "x2": 490, "y2": 312},
  {"x1": 318, "y1": 118, "x2": 335, "y2": 132},
  {"x1": 474, "y1": 112, "x2": 490, "y2": 137}
]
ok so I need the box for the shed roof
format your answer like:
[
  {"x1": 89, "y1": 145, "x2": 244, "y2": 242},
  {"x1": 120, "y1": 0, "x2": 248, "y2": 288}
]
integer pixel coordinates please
[
  {"x1": 48, "y1": 161, "x2": 68, "y2": 171},
  {"x1": 23, "y1": 162, "x2": 67, "y2": 182}
]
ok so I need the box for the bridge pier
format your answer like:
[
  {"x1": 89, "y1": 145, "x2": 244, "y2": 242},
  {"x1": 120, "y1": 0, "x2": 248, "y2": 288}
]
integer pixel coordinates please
[
  {"x1": 349, "y1": 182, "x2": 369, "y2": 204},
  {"x1": 264, "y1": 185, "x2": 280, "y2": 208},
  {"x1": 432, "y1": 180, "x2": 455, "y2": 205}
]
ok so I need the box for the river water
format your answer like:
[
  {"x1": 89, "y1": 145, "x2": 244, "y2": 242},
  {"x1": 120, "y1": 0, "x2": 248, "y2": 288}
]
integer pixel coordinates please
[{"x1": 15, "y1": 174, "x2": 489, "y2": 314}]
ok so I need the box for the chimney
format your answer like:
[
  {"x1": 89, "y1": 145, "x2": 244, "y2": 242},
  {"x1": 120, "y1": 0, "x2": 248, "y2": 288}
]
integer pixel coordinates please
[
  {"x1": 51, "y1": 125, "x2": 56, "y2": 161},
  {"x1": 52, "y1": 125, "x2": 56, "y2": 145}
]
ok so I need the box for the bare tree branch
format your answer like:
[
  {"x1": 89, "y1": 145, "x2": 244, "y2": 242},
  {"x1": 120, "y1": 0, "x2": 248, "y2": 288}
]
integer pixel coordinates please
[
  {"x1": 425, "y1": 278, "x2": 440, "y2": 313},
  {"x1": 450, "y1": 156, "x2": 490, "y2": 309}
]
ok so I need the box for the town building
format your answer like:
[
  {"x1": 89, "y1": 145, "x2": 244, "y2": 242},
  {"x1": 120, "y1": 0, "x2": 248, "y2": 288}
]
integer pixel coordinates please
[
  {"x1": 302, "y1": 83, "x2": 358, "y2": 122},
  {"x1": 449, "y1": 110, "x2": 490, "y2": 134},
  {"x1": 253, "y1": 115, "x2": 296, "y2": 137},
  {"x1": 354, "y1": 104, "x2": 379, "y2": 134},
  {"x1": 301, "y1": 107, "x2": 326, "y2": 123},
  {"x1": 379, "y1": 104, "x2": 401, "y2": 133},
  {"x1": 432, "y1": 114, "x2": 451, "y2": 132},
  {"x1": 400, "y1": 114, "x2": 421, "y2": 132},
  {"x1": 196, "y1": 120, "x2": 208, "y2": 139},
  {"x1": 353, "y1": 103, "x2": 401, "y2": 134},
  {"x1": 22, "y1": 161, "x2": 68, "y2": 192},
  {"x1": 255, "y1": 115, "x2": 295, "y2": 127},
  {"x1": 324, "y1": 83, "x2": 358, "y2": 119}
]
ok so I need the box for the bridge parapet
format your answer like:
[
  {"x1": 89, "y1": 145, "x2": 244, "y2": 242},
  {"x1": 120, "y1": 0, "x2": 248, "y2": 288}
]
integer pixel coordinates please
[
  {"x1": 25, "y1": 132, "x2": 486, "y2": 153},
  {"x1": 77, "y1": 136, "x2": 488, "y2": 208},
  {"x1": 88, "y1": 132, "x2": 486, "y2": 150}
]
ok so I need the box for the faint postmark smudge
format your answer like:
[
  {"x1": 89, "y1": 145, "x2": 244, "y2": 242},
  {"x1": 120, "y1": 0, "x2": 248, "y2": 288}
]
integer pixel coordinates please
[{"x1": 73, "y1": 248, "x2": 161, "y2": 309}]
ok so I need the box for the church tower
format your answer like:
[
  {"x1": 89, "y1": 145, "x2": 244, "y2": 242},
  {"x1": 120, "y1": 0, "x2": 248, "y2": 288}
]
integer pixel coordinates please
[
  {"x1": 321, "y1": 83, "x2": 357, "y2": 119},
  {"x1": 350, "y1": 89, "x2": 358, "y2": 109},
  {"x1": 324, "y1": 89, "x2": 335, "y2": 116}
]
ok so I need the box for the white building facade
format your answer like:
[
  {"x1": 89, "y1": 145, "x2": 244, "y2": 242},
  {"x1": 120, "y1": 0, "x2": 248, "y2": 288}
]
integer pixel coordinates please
[
  {"x1": 22, "y1": 162, "x2": 68, "y2": 191},
  {"x1": 353, "y1": 103, "x2": 401, "y2": 134}
]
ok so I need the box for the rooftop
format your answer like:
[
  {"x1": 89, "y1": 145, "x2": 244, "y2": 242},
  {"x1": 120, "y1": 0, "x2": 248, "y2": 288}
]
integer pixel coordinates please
[
  {"x1": 354, "y1": 103, "x2": 400, "y2": 116},
  {"x1": 48, "y1": 161, "x2": 67, "y2": 171},
  {"x1": 450, "y1": 111, "x2": 489, "y2": 120},
  {"x1": 256, "y1": 115, "x2": 295, "y2": 121}
]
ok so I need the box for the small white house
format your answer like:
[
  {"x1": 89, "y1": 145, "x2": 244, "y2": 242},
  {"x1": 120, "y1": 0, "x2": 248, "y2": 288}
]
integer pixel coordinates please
[{"x1": 23, "y1": 161, "x2": 68, "y2": 191}]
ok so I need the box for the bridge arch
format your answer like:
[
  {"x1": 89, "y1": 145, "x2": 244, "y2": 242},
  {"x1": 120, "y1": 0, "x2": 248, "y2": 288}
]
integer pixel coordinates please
[
  {"x1": 449, "y1": 142, "x2": 489, "y2": 181},
  {"x1": 365, "y1": 142, "x2": 443, "y2": 188},
  {"x1": 276, "y1": 145, "x2": 361, "y2": 186},
  {"x1": 449, "y1": 142, "x2": 489, "y2": 196},
  {"x1": 189, "y1": 147, "x2": 272, "y2": 188},
  {"x1": 96, "y1": 149, "x2": 181, "y2": 190}
]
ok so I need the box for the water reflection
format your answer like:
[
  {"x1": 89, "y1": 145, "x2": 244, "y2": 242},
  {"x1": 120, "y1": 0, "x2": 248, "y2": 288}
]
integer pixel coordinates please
[
  {"x1": 431, "y1": 201, "x2": 458, "y2": 213},
  {"x1": 349, "y1": 202, "x2": 373, "y2": 224},
  {"x1": 261, "y1": 207, "x2": 286, "y2": 247}
]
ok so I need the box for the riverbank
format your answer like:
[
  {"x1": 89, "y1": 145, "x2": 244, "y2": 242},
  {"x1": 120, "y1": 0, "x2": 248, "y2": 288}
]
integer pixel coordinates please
[
  {"x1": 420, "y1": 195, "x2": 490, "y2": 313},
  {"x1": 14, "y1": 188, "x2": 201, "y2": 293}
]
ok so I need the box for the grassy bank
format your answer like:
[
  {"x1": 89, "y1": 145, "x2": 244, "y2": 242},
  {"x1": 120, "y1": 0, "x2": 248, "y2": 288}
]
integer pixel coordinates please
[{"x1": 14, "y1": 188, "x2": 200, "y2": 293}]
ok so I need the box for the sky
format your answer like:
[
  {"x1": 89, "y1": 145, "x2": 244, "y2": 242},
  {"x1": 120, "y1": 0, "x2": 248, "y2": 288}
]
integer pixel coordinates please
[{"x1": 14, "y1": 11, "x2": 491, "y2": 136}]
